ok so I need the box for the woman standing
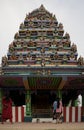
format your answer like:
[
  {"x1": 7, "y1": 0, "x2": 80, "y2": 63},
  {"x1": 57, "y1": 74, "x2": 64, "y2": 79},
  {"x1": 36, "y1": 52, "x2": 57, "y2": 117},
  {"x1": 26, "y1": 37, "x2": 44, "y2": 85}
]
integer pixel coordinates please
[{"x1": 56, "y1": 98, "x2": 63, "y2": 123}]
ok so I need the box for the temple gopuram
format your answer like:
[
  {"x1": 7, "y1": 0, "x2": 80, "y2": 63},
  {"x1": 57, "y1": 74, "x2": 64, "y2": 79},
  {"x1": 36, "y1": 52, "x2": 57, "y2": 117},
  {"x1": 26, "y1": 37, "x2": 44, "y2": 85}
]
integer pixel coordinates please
[{"x1": 0, "y1": 5, "x2": 84, "y2": 122}]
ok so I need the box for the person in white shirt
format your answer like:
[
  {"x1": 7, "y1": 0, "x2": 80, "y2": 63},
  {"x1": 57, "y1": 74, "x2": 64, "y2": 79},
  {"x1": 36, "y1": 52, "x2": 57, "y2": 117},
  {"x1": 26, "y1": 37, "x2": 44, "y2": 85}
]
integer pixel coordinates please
[{"x1": 77, "y1": 94, "x2": 82, "y2": 107}]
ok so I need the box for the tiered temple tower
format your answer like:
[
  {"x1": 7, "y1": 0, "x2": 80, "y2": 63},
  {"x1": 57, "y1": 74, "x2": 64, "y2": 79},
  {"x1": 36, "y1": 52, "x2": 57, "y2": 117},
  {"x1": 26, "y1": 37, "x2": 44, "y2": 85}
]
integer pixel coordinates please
[{"x1": 2, "y1": 5, "x2": 84, "y2": 70}]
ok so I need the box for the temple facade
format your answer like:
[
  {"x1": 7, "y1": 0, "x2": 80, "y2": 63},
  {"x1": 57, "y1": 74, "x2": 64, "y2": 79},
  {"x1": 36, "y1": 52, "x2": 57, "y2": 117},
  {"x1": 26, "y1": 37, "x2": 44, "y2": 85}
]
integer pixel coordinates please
[{"x1": 0, "y1": 5, "x2": 84, "y2": 122}]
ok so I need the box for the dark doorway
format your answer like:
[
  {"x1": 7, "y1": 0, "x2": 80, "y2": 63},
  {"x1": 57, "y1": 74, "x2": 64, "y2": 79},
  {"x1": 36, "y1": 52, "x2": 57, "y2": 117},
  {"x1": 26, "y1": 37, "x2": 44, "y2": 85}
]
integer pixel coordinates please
[
  {"x1": 9, "y1": 90, "x2": 25, "y2": 106},
  {"x1": 31, "y1": 90, "x2": 57, "y2": 118}
]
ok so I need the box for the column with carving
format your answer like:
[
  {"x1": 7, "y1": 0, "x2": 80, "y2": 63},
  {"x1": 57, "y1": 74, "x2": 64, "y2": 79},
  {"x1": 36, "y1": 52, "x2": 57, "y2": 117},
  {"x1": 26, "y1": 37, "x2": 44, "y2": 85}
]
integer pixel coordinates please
[{"x1": 25, "y1": 90, "x2": 32, "y2": 122}]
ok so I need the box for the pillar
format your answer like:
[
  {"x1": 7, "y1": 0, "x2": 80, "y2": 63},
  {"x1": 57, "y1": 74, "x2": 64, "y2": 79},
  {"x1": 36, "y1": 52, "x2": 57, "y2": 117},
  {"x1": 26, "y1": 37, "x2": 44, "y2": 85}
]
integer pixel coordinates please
[
  {"x1": 73, "y1": 99, "x2": 78, "y2": 106},
  {"x1": 59, "y1": 76, "x2": 67, "y2": 89},
  {"x1": 0, "y1": 89, "x2": 2, "y2": 114},
  {"x1": 57, "y1": 90, "x2": 62, "y2": 99},
  {"x1": 82, "y1": 94, "x2": 84, "y2": 106},
  {"x1": 0, "y1": 89, "x2": 3, "y2": 121},
  {"x1": 24, "y1": 90, "x2": 32, "y2": 122}
]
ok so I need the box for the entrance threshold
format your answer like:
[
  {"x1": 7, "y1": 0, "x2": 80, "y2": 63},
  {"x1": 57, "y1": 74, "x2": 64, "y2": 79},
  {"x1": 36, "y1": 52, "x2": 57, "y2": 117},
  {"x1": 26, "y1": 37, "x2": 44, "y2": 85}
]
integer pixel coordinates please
[{"x1": 32, "y1": 118, "x2": 53, "y2": 123}]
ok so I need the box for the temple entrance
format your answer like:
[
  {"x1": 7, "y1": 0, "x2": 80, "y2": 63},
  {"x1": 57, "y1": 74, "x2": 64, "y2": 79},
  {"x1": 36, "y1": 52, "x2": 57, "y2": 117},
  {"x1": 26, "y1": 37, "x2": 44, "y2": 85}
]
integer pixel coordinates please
[
  {"x1": 31, "y1": 90, "x2": 57, "y2": 118},
  {"x1": 31, "y1": 89, "x2": 84, "y2": 118}
]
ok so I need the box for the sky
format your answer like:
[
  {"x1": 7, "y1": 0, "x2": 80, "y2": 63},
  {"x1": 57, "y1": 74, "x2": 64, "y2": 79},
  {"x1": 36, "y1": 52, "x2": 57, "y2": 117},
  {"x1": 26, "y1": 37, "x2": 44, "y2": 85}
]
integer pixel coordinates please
[{"x1": 0, "y1": 0, "x2": 84, "y2": 64}]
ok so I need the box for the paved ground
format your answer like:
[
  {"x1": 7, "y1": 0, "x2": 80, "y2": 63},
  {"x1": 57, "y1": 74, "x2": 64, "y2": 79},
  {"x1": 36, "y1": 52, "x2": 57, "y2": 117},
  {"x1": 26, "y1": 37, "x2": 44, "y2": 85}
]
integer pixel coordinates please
[{"x1": 0, "y1": 122, "x2": 84, "y2": 130}]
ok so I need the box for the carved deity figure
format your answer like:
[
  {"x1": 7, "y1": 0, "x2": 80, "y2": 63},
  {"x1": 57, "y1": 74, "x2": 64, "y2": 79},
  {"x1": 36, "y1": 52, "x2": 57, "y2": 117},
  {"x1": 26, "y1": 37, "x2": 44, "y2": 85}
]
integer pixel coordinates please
[
  {"x1": 41, "y1": 47, "x2": 45, "y2": 53},
  {"x1": 9, "y1": 43, "x2": 14, "y2": 53},
  {"x1": 2, "y1": 56, "x2": 8, "y2": 66},
  {"x1": 20, "y1": 23, "x2": 24, "y2": 29},
  {"x1": 71, "y1": 43, "x2": 77, "y2": 52},
  {"x1": 59, "y1": 23, "x2": 63, "y2": 29},
  {"x1": 51, "y1": 40, "x2": 57, "y2": 47},
  {"x1": 10, "y1": 53, "x2": 17, "y2": 60},
  {"x1": 18, "y1": 53, "x2": 23, "y2": 60},
  {"x1": 27, "y1": 54, "x2": 32, "y2": 60},
  {"x1": 70, "y1": 53, "x2": 75, "y2": 61},
  {"x1": 29, "y1": 20, "x2": 33, "y2": 27},
  {"x1": 78, "y1": 56, "x2": 84, "y2": 65},
  {"x1": 65, "y1": 32, "x2": 70, "y2": 39},
  {"x1": 54, "y1": 52, "x2": 58, "y2": 60},
  {"x1": 14, "y1": 32, "x2": 19, "y2": 39},
  {"x1": 64, "y1": 40, "x2": 70, "y2": 47},
  {"x1": 63, "y1": 54, "x2": 68, "y2": 61}
]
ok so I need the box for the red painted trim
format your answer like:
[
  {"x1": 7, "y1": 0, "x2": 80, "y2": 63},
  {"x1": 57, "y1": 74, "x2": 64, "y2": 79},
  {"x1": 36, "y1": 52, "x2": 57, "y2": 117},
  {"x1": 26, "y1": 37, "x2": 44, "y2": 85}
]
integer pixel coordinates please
[
  {"x1": 15, "y1": 107, "x2": 18, "y2": 122},
  {"x1": 21, "y1": 107, "x2": 24, "y2": 122},
  {"x1": 75, "y1": 107, "x2": 78, "y2": 122},
  {"x1": 69, "y1": 107, "x2": 72, "y2": 122},
  {"x1": 81, "y1": 106, "x2": 84, "y2": 116},
  {"x1": 63, "y1": 107, "x2": 66, "y2": 122}
]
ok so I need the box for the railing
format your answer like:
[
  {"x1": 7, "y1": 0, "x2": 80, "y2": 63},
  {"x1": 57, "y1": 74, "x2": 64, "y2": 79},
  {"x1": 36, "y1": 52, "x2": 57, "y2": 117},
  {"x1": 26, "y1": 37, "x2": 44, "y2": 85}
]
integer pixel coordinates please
[
  {"x1": 11, "y1": 106, "x2": 84, "y2": 122},
  {"x1": 12, "y1": 106, "x2": 26, "y2": 122},
  {"x1": 63, "y1": 107, "x2": 84, "y2": 122}
]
